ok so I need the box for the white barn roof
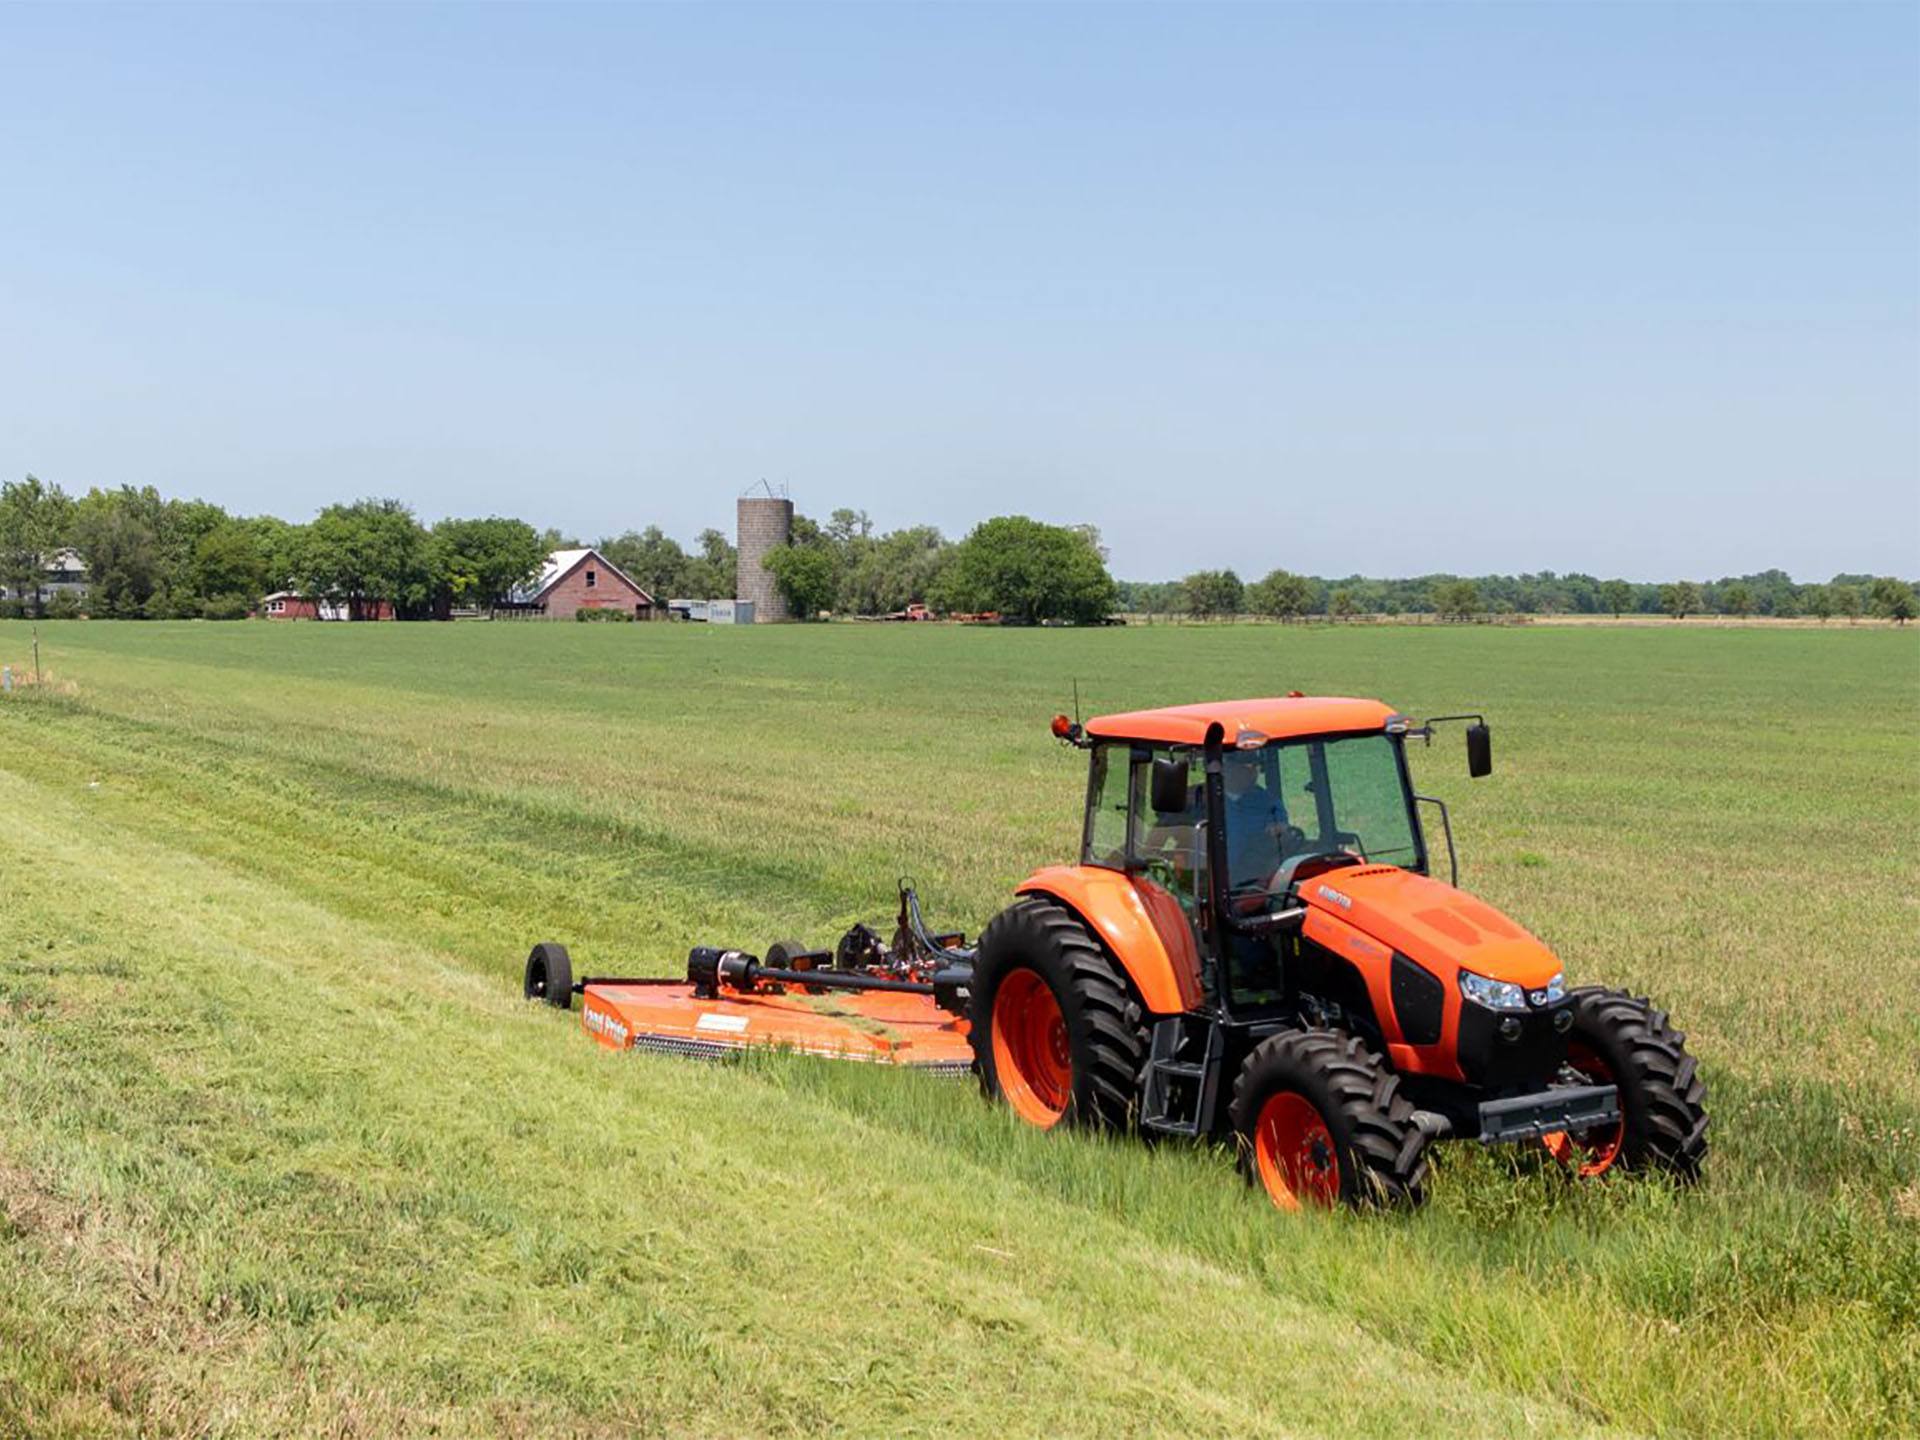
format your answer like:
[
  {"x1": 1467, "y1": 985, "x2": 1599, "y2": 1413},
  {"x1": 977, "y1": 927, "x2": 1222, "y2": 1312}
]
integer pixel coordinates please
[{"x1": 516, "y1": 548, "x2": 655, "y2": 605}]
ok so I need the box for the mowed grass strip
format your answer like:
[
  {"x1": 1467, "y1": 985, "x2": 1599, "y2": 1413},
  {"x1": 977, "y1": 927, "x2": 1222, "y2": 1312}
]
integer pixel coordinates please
[
  {"x1": 1, "y1": 619, "x2": 1916, "y2": 1436},
  {"x1": 0, "y1": 767, "x2": 1607, "y2": 1439}
]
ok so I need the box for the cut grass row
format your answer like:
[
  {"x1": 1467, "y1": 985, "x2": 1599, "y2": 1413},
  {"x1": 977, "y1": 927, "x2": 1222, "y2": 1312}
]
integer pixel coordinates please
[
  {"x1": 0, "y1": 763, "x2": 1613, "y2": 1438},
  {"x1": 1, "y1": 619, "x2": 1916, "y2": 1435}
]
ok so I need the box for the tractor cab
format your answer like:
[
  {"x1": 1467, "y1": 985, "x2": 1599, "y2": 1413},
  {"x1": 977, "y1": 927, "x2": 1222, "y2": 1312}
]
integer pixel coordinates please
[
  {"x1": 1084, "y1": 722, "x2": 1430, "y2": 906},
  {"x1": 1066, "y1": 697, "x2": 1444, "y2": 1016}
]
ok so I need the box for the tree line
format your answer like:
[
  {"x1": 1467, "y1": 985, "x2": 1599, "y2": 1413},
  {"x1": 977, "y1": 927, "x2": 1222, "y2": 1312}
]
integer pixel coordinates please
[
  {"x1": 0, "y1": 476, "x2": 747, "y2": 621},
  {"x1": 1137, "y1": 567, "x2": 1917, "y2": 624},
  {"x1": 759, "y1": 509, "x2": 1115, "y2": 623},
  {"x1": 1, "y1": 473, "x2": 1911, "y2": 625}
]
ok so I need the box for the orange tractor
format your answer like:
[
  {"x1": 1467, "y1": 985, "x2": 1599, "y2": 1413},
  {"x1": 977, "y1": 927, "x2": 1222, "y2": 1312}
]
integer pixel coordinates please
[{"x1": 527, "y1": 696, "x2": 1708, "y2": 1209}]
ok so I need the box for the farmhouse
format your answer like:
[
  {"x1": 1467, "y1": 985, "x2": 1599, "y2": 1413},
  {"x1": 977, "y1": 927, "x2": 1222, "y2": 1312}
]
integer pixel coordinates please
[
  {"x1": 0, "y1": 548, "x2": 90, "y2": 608},
  {"x1": 511, "y1": 548, "x2": 655, "y2": 619}
]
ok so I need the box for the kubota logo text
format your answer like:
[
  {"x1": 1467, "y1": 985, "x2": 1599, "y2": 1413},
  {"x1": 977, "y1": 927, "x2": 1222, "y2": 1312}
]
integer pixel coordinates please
[{"x1": 1317, "y1": 885, "x2": 1353, "y2": 910}]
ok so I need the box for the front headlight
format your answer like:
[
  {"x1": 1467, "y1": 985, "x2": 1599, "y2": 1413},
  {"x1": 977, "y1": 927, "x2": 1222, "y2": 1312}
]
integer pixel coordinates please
[
  {"x1": 1530, "y1": 972, "x2": 1566, "y2": 1007},
  {"x1": 1458, "y1": 969, "x2": 1529, "y2": 1012}
]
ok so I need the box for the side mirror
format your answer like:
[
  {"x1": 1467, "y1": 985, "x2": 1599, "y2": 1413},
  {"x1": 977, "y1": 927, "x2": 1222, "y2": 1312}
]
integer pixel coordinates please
[
  {"x1": 1466, "y1": 722, "x2": 1492, "y2": 778},
  {"x1": 1150, "y1": 757, "x2": 1189, "y2": 815}
]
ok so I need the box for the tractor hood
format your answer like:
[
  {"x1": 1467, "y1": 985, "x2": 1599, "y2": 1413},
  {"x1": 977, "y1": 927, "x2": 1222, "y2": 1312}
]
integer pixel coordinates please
[{"x1": 1299, "y1": 864, "x2": 1561, "y2": 988}]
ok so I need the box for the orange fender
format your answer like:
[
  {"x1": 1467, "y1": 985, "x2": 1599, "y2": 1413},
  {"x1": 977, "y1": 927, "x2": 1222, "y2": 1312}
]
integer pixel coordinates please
[{"x1": 1015, "y1": 865, "x2": 1205, "y2": 1015}]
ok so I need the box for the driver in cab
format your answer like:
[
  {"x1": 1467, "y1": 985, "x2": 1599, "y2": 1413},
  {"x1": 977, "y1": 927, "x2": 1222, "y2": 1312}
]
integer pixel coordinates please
[{"x1": 1222, "y1": 751, "x2": 1295, "y2": 893}]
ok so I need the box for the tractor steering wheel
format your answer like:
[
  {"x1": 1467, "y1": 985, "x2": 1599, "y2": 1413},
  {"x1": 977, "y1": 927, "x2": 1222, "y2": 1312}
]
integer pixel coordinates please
[
  {"x1": 1272, "y1": 821, "x2": 1308, "y2": 854},
  {"x1": 1268, "y1": 849, "x2": 1365, "y2": 897}
]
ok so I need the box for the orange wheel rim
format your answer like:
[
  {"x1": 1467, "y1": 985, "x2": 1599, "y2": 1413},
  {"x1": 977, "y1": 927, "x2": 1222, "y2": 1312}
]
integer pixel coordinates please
[
  {"x1": 1543, "y1": 1044, "x2": 1625, "y2": 1177},
  {"x1": 1254, "y1": 1092, "x2": 1341, "y2": 1210},
  {"x1": 991, "y1": 969, "x2": 1071, "y2": 1127}
]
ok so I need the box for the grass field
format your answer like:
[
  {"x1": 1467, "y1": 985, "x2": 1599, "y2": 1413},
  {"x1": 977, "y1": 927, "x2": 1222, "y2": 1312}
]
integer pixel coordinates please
[{"x1": 1, "y1": 619, "x2": 1915, "y2": 1438}]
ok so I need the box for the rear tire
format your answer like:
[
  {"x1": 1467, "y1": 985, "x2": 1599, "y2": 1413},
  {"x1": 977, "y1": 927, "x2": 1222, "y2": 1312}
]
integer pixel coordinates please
[
  {"x1": 1230, "y1": 1030, "x2": 1429, "y2": 1210},
  {"x1": 1546, "y1": 987, "x2": 1708, "y2": 1181},
  {"x1": 524, "y1": 943, "x2": 573, "y2": 1009},
  {"x1": 969, "y1": 899, "x2": 1146, "y2": 1131}
]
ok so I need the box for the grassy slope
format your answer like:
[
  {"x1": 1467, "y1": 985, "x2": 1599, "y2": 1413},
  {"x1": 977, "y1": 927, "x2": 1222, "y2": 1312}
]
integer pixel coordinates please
[{"x1": 0, "y1": 620, "x2": 1915, "y2": 1437}]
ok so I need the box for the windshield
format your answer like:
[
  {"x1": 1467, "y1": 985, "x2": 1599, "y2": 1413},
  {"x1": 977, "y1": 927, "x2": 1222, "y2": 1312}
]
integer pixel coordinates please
[{"x1": 1223, "y1": 732, "x2": 1421, "y2": 889}]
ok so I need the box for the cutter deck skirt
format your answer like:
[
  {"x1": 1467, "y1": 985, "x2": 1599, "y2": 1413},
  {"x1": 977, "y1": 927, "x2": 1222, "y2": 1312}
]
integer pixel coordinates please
[{"x1": 581, "y1": 980, "x2": 975, "y2": 1075}]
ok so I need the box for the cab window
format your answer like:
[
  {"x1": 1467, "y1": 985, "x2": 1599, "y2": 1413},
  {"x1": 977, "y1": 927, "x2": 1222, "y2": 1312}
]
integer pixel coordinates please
[
  {"x1": 1130, "y1": 746, "x2": 1207, "y2": 915},
  {"x1": 1273, "y1": 733, "x2": 1421, "y2": 868},
  {"x1": 1083, "y1": 744, "x2": 1129, "y2": 868}
]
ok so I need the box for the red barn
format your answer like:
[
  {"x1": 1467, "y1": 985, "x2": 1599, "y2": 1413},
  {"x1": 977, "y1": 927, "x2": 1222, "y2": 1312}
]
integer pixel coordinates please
[{"x1": 513, "y1": 549, "x2": 655, "y2": 619}]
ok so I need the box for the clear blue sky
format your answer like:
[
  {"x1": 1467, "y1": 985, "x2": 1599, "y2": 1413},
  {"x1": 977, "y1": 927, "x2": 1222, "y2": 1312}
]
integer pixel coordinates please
[{"x1": 3, "y1": 2, "x2": 1915, "y2": 582}]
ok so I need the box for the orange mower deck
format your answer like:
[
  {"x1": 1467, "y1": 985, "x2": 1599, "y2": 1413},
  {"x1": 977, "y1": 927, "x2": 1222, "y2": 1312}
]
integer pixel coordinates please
[{"x1": 580, "y1": 979, "x2": 976, "y2": 1075}]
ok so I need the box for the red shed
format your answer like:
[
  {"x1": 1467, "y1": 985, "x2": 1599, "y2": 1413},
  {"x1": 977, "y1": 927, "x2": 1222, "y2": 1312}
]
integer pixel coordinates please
[{"x1": 258, "y1": 592, "x2": 395, "y2": 621}]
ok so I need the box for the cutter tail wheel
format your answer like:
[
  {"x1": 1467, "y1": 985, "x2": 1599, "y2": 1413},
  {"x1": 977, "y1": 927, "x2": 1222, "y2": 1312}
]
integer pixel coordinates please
[
  {"x1": 1231, "y1": 1030, "x2": 1429, "y2": 1211},
  {"x1": 969, "y1": 898, "x2": 1146, "y2": 1131},
  {"x1": 1545, "y1": 987, "x2": 1709, "y2": 1181},
  {"x1": 524, "y1": 942, "x2": 573, "y2": 1009}
]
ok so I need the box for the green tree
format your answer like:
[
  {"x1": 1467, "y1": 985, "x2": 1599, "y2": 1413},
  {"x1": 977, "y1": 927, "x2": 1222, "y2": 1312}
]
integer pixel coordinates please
[
  {"x1": 1137, "y1": 580, "x2": 1185, "y2": 620},
  {"x1": 1181, "y1": 569, "x2": 1244, "y2": 621},
  {"x1": 301, "y1": 499, "x2": 429, "y2": 619},
  {"x1": 1247, "y1": 568, "x2": 1312, "y2": 622},
  {"x1": 932, "y1": 515, "x2": 1116, "y2": 624},
  {"x1": 1432, "y1": 579, "x2": 1480, "y2": 621},
  {"x1": 1660, "y1": 581, "x2": 1702, "y2": 620},
  {"x1": 1721, "y1": 582, "x2": 1755, "y2": 618},
  {"x1": 1599, "y1": 579, "x2": 1633, "y2": 617},
  {"x1": 1328, "y1": 587, "x2": 1358, "y2": 621},
  {"x1": 249, "y1": 515, "x2": 305, "y2": 592},
  {"x1": 159, "y1": 499, "x2": 232, "y2": 613},
  {"x1": 679, "y1": 529, "x2": 737, "y2": 599},
  {"x1": 191, "y1": 523, "x2": 269, "y2": 615},
  {"x1": 69, "y1": 487, "x2": 162, "y2": 618},
  {"x1": 0, "y1": 475, "x2": 74, "y2": 617},
  {"x1": 599, "y1": 526, "x2": 690, "y2": 599},
  {"x1": 1801, "y1": 585, "x2": 1833, "y2": 623},
  {"x1": 838, "y1": 525, "x2": 951, "y2": 616},
  {"x1": 429, "y1": 517, "x2": 546, "y2": 615},
  {"x1": 761, "y1": 542, "x2": 837, "y2": 619},
  {"x1": 1869, "y1": 577, "x2": 1916, "y2": 624},
  {"x1": 1832, "y1": 583, "x2": 1863, "y2": 624},
  {"x1": 64, "y1": 485, "x2": 236, "y2": 618}
]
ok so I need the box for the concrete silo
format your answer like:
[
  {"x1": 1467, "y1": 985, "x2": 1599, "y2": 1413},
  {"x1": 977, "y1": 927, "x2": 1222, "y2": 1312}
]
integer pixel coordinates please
[{"x1": 735, "y1": 491, "x2": 794, "y2": 623}]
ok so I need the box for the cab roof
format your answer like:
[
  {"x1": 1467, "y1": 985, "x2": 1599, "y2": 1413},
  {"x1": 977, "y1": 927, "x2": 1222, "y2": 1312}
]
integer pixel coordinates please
[{"x1": 1084, "y1": 696, "x2": 1398, "y2": 746}]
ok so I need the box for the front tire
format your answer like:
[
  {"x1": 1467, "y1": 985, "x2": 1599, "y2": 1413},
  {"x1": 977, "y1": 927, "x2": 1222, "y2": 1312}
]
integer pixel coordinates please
[
  {"x1": 1544, "y1": 988, "x2": 1708, "y2": 1180},
  {"x1": 969, "y1": 899, "x2": 1146, "y2": 1131},
  {"x1": 1230, "y1": 1030, "x2": 1429, "y2": 1210}
]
